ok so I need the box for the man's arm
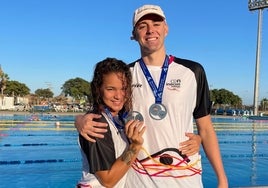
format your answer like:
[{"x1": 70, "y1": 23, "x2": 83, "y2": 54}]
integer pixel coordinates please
[
  {"x1": 75, "y1": 114, "x2": 108, "y2": 142},
  {"x1": 196, "y1": 115, "x2": 228, "y2": 188}
]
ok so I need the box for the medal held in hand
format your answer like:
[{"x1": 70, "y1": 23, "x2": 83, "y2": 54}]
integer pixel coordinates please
[{"x1": 124, "y1": 111, "x2": 144, "y2": 123}]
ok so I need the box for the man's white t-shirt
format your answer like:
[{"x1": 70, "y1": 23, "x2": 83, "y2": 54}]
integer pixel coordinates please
[{"x1": 125, "y1": 56, "x2": 211, "y2": 188}]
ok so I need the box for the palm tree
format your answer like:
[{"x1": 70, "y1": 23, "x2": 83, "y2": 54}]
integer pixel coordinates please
[{"x1": 0, "y1": 65, "x2": 9, "y2": 96}]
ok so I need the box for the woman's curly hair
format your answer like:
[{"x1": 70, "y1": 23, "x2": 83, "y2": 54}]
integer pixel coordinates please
[{"x1": 90, "y1": 57, "x2": 132, "y2": 114}]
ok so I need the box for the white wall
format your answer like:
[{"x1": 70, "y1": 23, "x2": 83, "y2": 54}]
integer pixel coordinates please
[{"x1": 0, "y1": 97, "x2": 14, "y2": 110}]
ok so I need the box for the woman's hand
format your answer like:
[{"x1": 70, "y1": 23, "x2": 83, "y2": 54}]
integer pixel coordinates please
[
  {"x1": 125, "y1": 120, "x2": 146, "y2": 146},
  {"x1": 179, "y1": 133, "x2": 201, "y2": 156}
]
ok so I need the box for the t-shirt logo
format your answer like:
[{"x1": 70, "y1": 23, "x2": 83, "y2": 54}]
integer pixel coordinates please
[{"x1": 166, "y1": 79, "x2": 181, "y2": 91}]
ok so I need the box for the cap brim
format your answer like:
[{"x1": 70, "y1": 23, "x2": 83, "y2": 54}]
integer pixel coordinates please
[{"x1": 134, "y1": 12, "x2": 165, "y2": 27}]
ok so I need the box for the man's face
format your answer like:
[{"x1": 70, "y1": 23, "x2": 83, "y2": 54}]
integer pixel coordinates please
[{"x1": 133, "y1": 14, "x2": 168, "y2": 54}]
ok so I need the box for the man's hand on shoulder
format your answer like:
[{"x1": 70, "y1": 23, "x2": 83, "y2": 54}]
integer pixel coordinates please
[{"x1": 75, "y1": 113, "x2": 108, "y2": 142}]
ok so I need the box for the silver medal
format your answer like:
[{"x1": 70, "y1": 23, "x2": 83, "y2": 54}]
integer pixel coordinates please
[
  {"x1": 149, "y1": 103, "x2": 167, "y2": 120},
  {"x1": 124, "y1": 111, "x2": 144, "y2": 123}
]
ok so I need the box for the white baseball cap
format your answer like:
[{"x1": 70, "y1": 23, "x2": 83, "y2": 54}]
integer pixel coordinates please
[{"x1": 132, "y1": 5, "x2": 166, "y2": 27}]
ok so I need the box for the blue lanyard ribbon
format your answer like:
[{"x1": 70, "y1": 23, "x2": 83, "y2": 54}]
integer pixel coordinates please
[
  {"x1": 104, "y1": 107, "x2": 126, "y2": 131},
  {"x1": 139, "y1": 55, "x2": 171, "y2": 104}
]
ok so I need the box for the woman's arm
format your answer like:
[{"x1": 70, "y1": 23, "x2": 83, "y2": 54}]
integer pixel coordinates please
[{"x1": 95, "y1": 120, "x2": 146, "y2": 188}]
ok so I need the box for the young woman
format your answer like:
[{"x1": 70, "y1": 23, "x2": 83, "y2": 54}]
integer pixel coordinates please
[{"x1": 76, "y1": 57, "x2": 146, "y2": 188}]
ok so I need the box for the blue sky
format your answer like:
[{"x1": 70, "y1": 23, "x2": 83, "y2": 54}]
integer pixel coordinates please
[{"x1": 0, "y1": 1, "x2": 267, "y2": 105}]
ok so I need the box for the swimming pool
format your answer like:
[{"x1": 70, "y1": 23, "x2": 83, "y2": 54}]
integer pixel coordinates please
[
  {"x1": 0, "y1": 114, "x2": 267, "y2": 187},
  {"x1": 203, "y1": 117, "x2": 268, "y2": 187}
]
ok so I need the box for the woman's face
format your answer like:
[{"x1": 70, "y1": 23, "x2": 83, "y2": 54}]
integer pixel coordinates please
[{"x1": 100, "y1": 72, "x2": 127, "y2": 116}]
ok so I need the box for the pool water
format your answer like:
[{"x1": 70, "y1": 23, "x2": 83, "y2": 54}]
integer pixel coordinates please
[
  {"x1": 0, "y1": 114, "x2": 268, "y2": 188},
  {"x1": 202, "y1": 117, "x2": 268, "y2": 187},
  {"x1": 0, "y1": 114, "x2": 80, "y2": 188}
]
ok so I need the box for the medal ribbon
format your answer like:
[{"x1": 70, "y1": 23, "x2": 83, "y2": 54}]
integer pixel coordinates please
[
  {"x1": 139, "y1": 55, "x2": 174, "y2": 104},
  {"x1": 104, "y1": 107, "x2": 126, "y2": 132}
]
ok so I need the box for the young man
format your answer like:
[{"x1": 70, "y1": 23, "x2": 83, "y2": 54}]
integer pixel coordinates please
[{"x1": 76, "y1": 4, "x2": 228, "y2": 188}]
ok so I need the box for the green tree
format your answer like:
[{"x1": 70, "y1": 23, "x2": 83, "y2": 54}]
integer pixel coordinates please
[
  {"x1": 260, "y1": 98, "x2": 268, "y2": 111},
  {"x1": 211, "y1": 88, "x2": 242, "y2": 107},
  {"x1": 0, "y1": 66, "x2": 9, "y2": 95},
  {"x1": 5, "y1": 80, "x2": 30, "y2": 96},
  {"x1": 61, "y1": 77, "x2": 90, "y2": 101},
  {"x1": 35, "y1": 88, "x2": 54, "y2": 98}
]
